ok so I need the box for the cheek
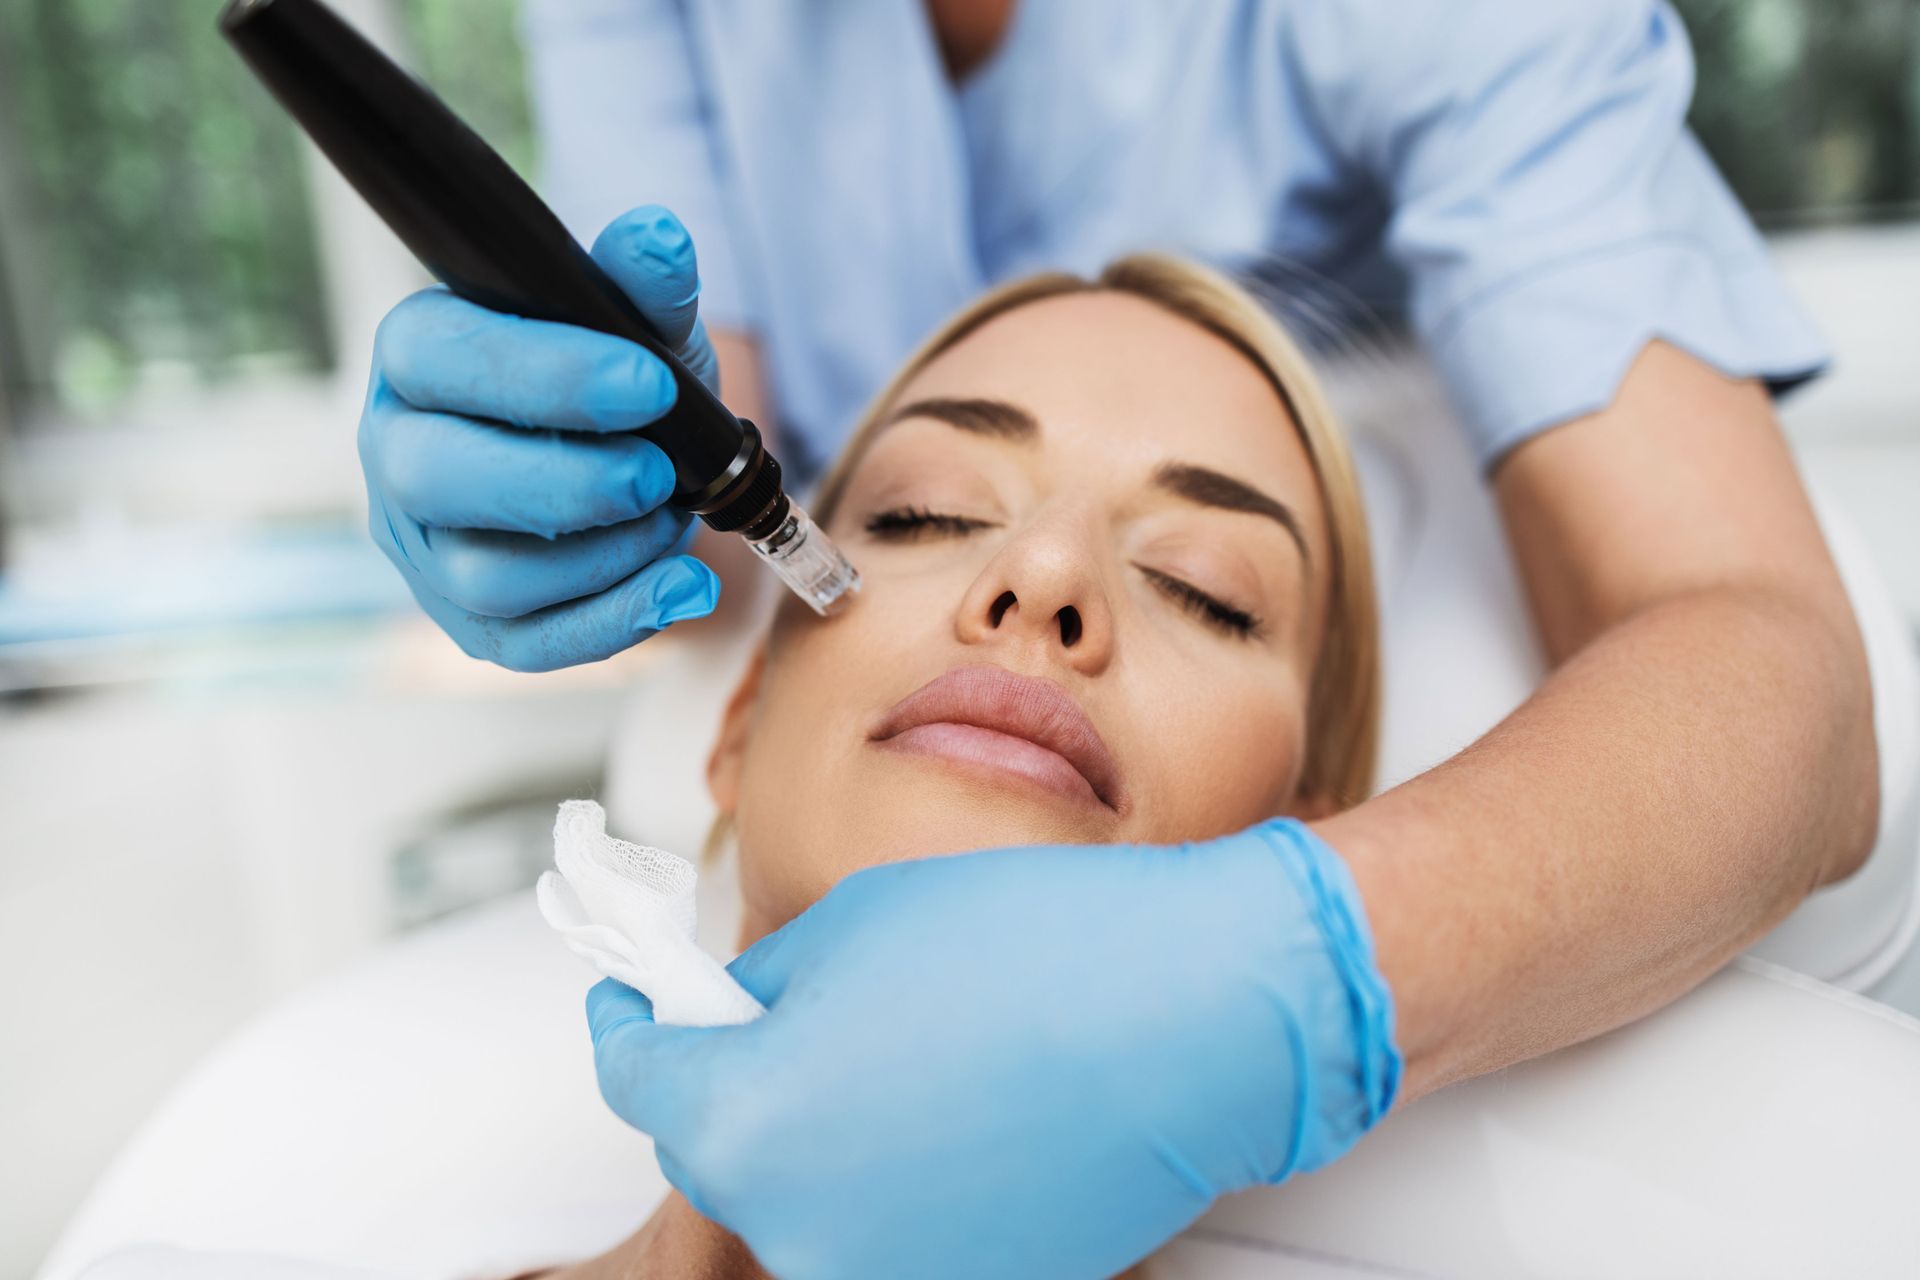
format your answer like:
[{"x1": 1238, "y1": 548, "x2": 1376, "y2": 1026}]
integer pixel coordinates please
[
  {"x1": 1122, "y1": 658, "x2": 1311, "y2": 841},
  {"x1": 727, "y1": 584, "x2": 957, "y2": 926},
  {"x1": 728, "y1": 627, "x2": 867, "y2": 925}
]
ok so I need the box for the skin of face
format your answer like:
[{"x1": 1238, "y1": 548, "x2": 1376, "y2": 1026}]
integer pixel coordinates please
[{"x1": 707, "y1": 290, "x2": 1336, "y2": 939}]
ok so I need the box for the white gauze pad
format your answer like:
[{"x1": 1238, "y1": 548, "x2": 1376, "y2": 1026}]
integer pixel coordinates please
[{"x1": 536, "y1": 799, "x2": 764, "y2": 1027}]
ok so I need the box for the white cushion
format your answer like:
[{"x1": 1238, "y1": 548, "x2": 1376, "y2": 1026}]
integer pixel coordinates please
[{"x1": 45, "y1": 891, "x2": 1920, "y2": 1279}]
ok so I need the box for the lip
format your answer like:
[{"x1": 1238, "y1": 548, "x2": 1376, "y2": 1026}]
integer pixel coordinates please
[{"x1": 869, "y1": 665, "x2": 1125, "y2": 813}]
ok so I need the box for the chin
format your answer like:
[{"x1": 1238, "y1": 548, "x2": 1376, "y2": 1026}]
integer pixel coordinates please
[
  {"x1": 833, "y1": 779, "x2": 1114, "y2": 868},
  {"x1": 888, "y1": 750, "x2": 1122, "y2": 836},
  {"x1": 739, "y1": 788, "x2": 1113, "y2": 929}
]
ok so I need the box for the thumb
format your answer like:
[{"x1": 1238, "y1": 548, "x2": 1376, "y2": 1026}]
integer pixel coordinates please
[
  {"x1": 723, "y1": 910, "x2": 821, "y2": 1009},
  {"x1": 585, "y1": 978, "x2": 727, "y2": 1141},
  {"x1": 586, "y1": 975, "x2": 655, "y2": 1035},
  {"x1": 725, "y1": 862, "x2": 895, "y2": 1006},
  {"x1": 590, "y1": 205, "x2": 719, "y2": 389}
]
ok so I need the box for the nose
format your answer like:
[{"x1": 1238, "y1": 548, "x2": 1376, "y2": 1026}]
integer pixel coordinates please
[{"x1": 955, "y1": 515, "x2": 1114, "y2": 673}]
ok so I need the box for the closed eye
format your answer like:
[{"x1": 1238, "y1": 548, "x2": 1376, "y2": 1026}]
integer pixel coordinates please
[
  {"x1": 864, "y1": 506, "x2": 1000, "y2": 541},
  {"x1": 1135, "y1": 565, "x2": 1262, "y2": 638},
  {"x1": 863, "y1": 509, "x2": 1261, "y2": 637}
]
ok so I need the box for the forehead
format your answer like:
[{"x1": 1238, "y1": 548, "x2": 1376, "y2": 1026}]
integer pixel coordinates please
[{"x1": 889, "y1": 290, "x2": 1318, "y2": 503}]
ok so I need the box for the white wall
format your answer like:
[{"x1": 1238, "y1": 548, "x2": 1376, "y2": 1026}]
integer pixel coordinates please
[{"x1": 0, "y1": 645, "x2": 644, "y2": 1280}]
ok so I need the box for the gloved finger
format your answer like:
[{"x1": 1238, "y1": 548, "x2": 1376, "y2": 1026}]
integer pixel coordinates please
[
  {"x1": 590, "y1": 206, "x2": 702, "y2": 350},
  {"x1": 375, "y1": 287, "x2": 679, "y2": 432},
  {"x1": 725, "y1": 852, "x2": 944, "y2": 1013},
  {"x1": 365, "y1": 396, "x2": 681, "y2": 537},
  {"x1": 721, "y1": 864, "x2": 887, "y2": 1007},
  {"x1": 405, "y1": 507, "x2": 692, "y2": 619},
  {"x1": 407, "y1": 553, "x2": 721, "y2": 672},
  {"x1": 724, "y1": 915, "x2": 809, "y2": 1009},
  {"x1": 668, "y1": 513, "x2": 701, "y2": 556},
  {"x1": 367, "y1": 483, "x2": 433, "y2": 576},
  {"x1": 586, "y1": 976, "x2": 655, "y2": 1028},
  {"x1": 590, "y1": 206, "x2": 720, "y2": 392},
  {"x1": 587, "y1": 977, "x2": 730, "y2": 1141}
]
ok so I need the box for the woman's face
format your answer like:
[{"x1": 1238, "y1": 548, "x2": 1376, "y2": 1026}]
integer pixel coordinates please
[{"x1": 710, "y1": 291, "x2": 1334, "y2": 935}]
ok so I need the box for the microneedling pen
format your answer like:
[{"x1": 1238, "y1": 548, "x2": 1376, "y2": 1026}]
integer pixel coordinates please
[{"x1": 219, "y1": 0, "x2": 859, "y2": 616}]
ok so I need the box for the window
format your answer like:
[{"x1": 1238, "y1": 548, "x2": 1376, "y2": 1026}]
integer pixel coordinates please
[
  {"x1": 0, "y1": 0, "x2": 533, "y2": 428},
  {"x1": 0, "y1": 0, "x2": 330, "y2": 420},
  {"x1": 1678, "y1": 0, "x2": 1920, "y2": 222}
]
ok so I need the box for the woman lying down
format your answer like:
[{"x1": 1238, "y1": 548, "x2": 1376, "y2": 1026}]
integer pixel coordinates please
[{"x1": 530, "y1": 253, "x2": 1380, "y2": 1280}]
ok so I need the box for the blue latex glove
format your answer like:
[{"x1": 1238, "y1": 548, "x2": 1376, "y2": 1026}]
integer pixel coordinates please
[
  {"x1": 588, "y1": 820, "x2": 1401, "y2": 1280},
  {"x1": 359, "y1": 205, "x2": 722, "y2": 671}
]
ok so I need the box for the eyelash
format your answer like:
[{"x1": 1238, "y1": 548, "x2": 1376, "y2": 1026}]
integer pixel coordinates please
[
  {"x1": 864, "y1": 505, "x2": 999, "y2": 540},
  {"x1": 1135, "y1": 566, "x2": 1262, "y2": 639},
  {"x1": 863, "y1": 506, "x2": 1263, "y2": 639}
]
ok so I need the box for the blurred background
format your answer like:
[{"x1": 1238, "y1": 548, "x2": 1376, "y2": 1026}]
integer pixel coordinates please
[{"x1": 1, "y1": 0, "x2": 1917, "y2": 1274}]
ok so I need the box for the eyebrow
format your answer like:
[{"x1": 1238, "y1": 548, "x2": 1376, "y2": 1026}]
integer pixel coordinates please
[
  {"x1": 883, "y1": 396, "x2": 1038, "y2": 439},
  {"x1": 882, "y1": 396, "x2": 1309, "y2": 562},
  {"x1": 1153, "y1": 463, "x2": 1310, "y2": 564}
]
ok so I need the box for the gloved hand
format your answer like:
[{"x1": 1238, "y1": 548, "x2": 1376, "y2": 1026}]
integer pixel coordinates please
[
  {"x1": 359, "y1": 205, "x2": 722, "y2": 671},
  {"x1": 587, "y1": 820, "x2": 1402, "y2": 1280}
]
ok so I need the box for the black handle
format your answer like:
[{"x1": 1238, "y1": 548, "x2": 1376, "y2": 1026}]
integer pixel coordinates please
[{"x1": 219, "y1": 0, "x2": 767, "y2": 514}]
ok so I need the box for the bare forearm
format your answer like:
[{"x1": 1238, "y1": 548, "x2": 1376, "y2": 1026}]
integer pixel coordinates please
[
  {"x1": 1328, "y1": 346, "x2": 1880, "y2": 1100},
  {"x1": 1334, "y1": 582, "x2": 1874, "y2": 1099}
]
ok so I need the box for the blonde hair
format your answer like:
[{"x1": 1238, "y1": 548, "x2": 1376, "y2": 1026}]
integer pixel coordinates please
[{"x1": 808, "y1": 254, "x2": 1380, "y2": 809}]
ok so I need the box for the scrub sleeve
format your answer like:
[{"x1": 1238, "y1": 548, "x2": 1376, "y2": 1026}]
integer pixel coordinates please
[{"x1": 1287, "y1": 0, "x2": 1829, "y2": 466}]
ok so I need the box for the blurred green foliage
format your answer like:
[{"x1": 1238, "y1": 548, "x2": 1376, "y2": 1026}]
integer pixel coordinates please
[
  {"x1": 399, "y1": 0, "x2": 535, "y2": 178},
  {"x1": 0, "y1": 1, "x2": 1915, "y2": 424},
  {"x1": 1678, "y1": 0, "x2": 1920, "y2": 219},
  {"x1": 0, "y1": 0, "x2": 532, "y2": 420},
  {"x1": 0, "y1": 0, "x2": 334, "y2": 414}
]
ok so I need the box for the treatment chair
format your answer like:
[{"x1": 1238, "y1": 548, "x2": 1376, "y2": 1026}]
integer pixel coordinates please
[{"x1": 42, "y1": 378, "x2": 1920, "y2": 1278}]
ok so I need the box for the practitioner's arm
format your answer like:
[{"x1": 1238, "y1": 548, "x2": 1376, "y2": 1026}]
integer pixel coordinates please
[
  {"x1": 1331, "y1": 340, "x2": 1879, "y2": 1100},
  {"x1": 1277, "y1": 0, "x2": 1877, "y2": 1097}
]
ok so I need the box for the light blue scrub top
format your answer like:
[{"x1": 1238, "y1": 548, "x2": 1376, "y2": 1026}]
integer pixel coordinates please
[{"x1": 522, "y1": 0, "x2": 1828, "y2": 477}]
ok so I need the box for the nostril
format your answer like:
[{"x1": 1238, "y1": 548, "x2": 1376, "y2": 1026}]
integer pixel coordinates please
[
  {"x1": 1057, "y1": 605, "x2": 1082, "y2": 647},
  {"x1": 989, "y1": 590, "x2": 1017, "y2": 628}
]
